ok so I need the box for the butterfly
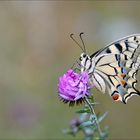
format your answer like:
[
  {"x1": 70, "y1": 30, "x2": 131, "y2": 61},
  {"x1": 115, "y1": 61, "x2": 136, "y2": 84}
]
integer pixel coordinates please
[{"x1": 70, "y1": 33, "x2": 140, "y2": 104}]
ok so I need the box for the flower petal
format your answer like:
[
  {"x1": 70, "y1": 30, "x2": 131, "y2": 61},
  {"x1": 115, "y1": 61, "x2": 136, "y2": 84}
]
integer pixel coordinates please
[{"x1": 58, "y1": 69, "x2": 91, "y2": 104}]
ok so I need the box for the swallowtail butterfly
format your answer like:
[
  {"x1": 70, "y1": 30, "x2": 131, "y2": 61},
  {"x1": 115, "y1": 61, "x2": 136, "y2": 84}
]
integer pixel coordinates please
[{"x1": 70, "y1": 33, "x2": 140, "y2": 104}]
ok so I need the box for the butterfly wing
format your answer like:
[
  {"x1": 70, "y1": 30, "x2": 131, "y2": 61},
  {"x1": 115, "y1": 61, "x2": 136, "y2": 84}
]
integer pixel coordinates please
[{"x1": 90, "y1": 35, "x2": 140, "y2": 103}]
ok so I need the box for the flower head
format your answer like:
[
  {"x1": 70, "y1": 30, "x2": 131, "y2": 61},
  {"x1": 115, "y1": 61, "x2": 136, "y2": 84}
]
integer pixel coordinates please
[{"x1": 58, "y1": 69, "x2": 90, "y2": 105}]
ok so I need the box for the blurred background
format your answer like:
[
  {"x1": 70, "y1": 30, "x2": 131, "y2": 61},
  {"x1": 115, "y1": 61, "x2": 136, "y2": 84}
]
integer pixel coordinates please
[{"x1": 0, "y1": 1, "x2": 140, "y2": 139}]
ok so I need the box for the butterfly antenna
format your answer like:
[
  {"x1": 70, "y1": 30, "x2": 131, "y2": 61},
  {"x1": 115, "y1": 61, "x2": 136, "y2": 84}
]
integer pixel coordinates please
[
  {"x1": 79, "y1": 32, "x2": 86, "y2": 53},
  {"x1": 70, "y1": 33, "x2": 85, "y2": 52},
  {"x1": 71, "y1": 59, "x2": 81, "y2": 71}
]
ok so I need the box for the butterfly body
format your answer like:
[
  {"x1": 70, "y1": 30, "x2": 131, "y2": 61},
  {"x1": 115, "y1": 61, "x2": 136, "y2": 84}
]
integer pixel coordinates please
[{"x1": 79, "y1": 34, "x2": 140, "y2": 104}]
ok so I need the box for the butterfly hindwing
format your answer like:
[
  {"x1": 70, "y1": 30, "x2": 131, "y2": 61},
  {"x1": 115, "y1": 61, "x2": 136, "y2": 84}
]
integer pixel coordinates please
[{"x1": 89, "y1": 35, "x2": 140, "y2": 103}]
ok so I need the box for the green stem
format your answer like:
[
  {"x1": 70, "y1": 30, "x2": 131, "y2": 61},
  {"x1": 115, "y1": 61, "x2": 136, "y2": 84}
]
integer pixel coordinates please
[{"x1": 84, "y1": 97, "x2": 103, "y2": 137}]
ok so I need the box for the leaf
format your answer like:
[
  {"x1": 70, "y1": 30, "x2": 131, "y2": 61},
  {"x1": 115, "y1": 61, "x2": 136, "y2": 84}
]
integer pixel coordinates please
[
  {"x1": 87, "y1": 96, "x2": 94, "y2": 103},
  {"x1": 93, "y1": 137, "x2": 101, "y2": 140},
  {"x1": 62, "y1": 128, "x2": 76, "y2": 136},
  {"x1": 90, "y1": 102, "x2": 100, "y2": 106},
  {"x1": 98, "y1": 112, "x2": 108, "y2": 123},
  {"x1": 79, "y1": 120, "x2": 95, "y2": 129},
  {"x1": 100, "y1": 126, "x2": 109, "y2": 140},
  {"x1": 85, "y1": 102, "x2": 100, "y2": 109},
  {"x1": 76, "y1": 108, "x2": 90, "y2": 113},
  {"x1": 88, "y1": 112, "x2": 108, "y2": 132},
  {"x1": 84, "y1": 135, "x2": 93, "y2": 140}
]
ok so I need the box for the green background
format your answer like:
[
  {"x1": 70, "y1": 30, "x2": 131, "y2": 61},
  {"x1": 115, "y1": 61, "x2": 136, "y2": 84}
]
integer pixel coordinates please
[{"x1": 0, "y1": 1, "x2": 140, "y2": 139}]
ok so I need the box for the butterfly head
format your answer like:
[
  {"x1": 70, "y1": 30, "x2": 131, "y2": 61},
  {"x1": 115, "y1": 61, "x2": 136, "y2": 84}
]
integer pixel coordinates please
[
  {"x1": 80, "y1": 53, "x2": 91, "y2": 72},
  {"x1": 79, "y1": 53, "x2": 89, "y2": 61}
]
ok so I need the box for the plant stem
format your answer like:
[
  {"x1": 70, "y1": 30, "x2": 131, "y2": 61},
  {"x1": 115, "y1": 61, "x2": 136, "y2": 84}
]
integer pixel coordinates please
[{"x1": 84, "y1": 97, "x2": 103, "y2": 137}]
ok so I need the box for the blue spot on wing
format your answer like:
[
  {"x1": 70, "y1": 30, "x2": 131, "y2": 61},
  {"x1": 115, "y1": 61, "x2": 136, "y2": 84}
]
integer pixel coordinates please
[
  {"x1": 119, "y1": 61, "x2": 125, "y2": 67},
  {"x1": 121, "y1": 67, "x2": 127, "y2": 74},
  {"x1": 117, "y1": 85, "x2": 127, "y2": 95}
]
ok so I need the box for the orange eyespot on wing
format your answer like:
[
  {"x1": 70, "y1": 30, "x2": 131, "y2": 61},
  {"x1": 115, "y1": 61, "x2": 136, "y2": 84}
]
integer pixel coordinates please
[
  {"x1": 120, "y1": 73, "x2": 126, "y2": 78},
  {"x1": 120, "y1": 80, "x2": 127, "y2": 87},
  {"x1": 112, "y1": 93, "x2": 119, "y2": 100}
]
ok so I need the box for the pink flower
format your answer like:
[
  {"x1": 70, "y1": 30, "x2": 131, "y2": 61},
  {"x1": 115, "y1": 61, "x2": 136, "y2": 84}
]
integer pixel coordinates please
[{"x1": 58, "y1": 69, "x2": 90, "y2": 105}]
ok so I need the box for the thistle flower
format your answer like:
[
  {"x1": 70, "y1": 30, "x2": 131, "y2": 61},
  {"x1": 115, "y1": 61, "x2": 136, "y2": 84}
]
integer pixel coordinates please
[{"x1": 58, "y1": 69, "x2": 90, "y2": 105}]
